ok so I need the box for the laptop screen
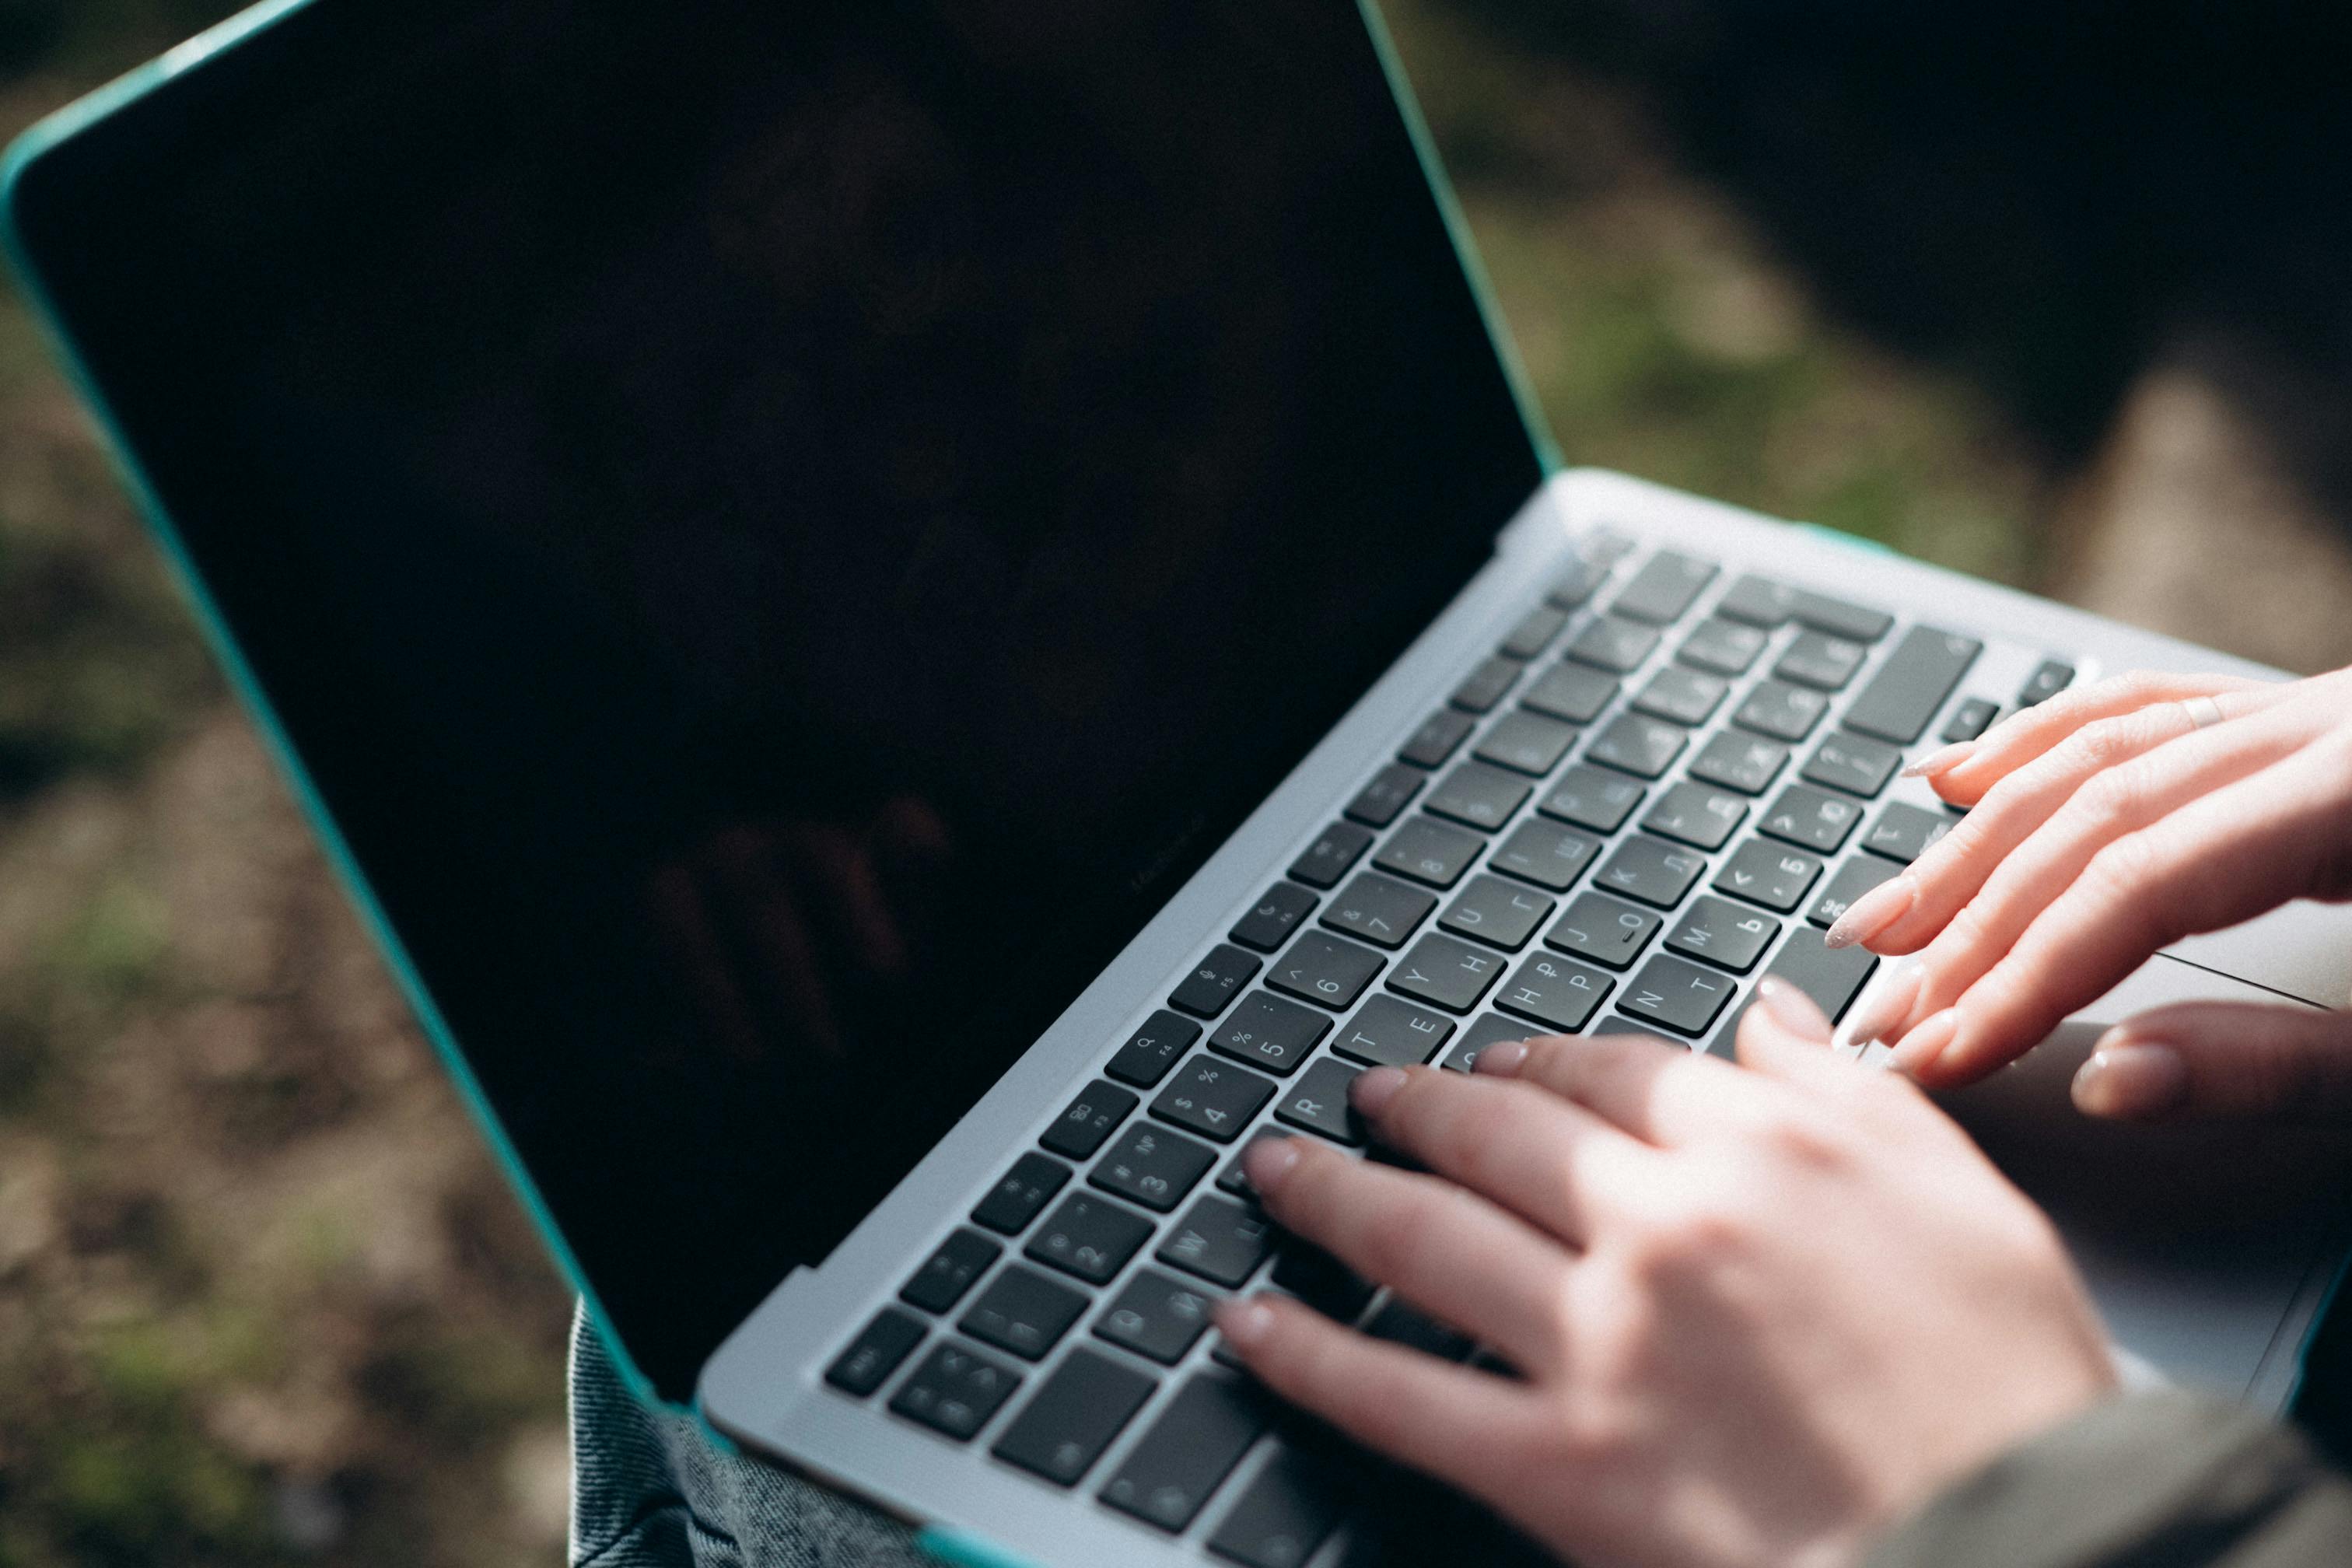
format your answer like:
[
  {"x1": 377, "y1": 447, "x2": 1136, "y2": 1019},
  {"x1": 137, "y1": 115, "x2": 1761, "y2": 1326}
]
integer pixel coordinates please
[{"x1": 12, "y1": 0, "x2": 1542, "y2": 1393}]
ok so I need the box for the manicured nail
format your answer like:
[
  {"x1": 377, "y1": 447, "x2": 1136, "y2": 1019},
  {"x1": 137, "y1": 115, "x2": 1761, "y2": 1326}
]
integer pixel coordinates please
[
  {"x1": 1824, "y1": 875, "x2": 1916, "y2": 950},
  {"x1": 2072, "y1": 1037, "x2": 2189, "y2": 1120},
  {"x1": 1888, "y1": 1006, "x2": 1958, "y2": 1077},
  {"x1": 1752, "y1": 976, "x2": 1833, "y2": 1042},
  {"x1": 1242, "y1": 1134, "x2": 1304, "y2": 1195},
  {"x1": 1838, "y1": 957, "x2": 1923, "y2": 1048},
  {"x1": 1349, "y1": 1066, "x2": 1409, "y2": 1116},
  {"x1": 1473, "y1": 1039, "x2": 1530, "y2": 1076},
  {"x1": 1901, "y1": 741, "x2": 1977, "y2": 780},
  {"x1": 1214, "y1": 1297, "x2": 1279, "y2": 1349}
]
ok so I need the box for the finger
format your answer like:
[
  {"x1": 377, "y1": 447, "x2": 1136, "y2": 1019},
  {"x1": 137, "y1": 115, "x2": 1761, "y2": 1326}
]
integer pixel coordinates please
[
  {"x1": 2072, "y1": 1003, "x2": 2352, "y2": 1123},
  {"x1": 1481, "y1": 1027, "x2": 1771, "y2": 1146},
  {"x1": 1734, "y1": 976, "x2": 1857, "y2": 1094},
  {"x1": 1213, "y1": 1293, "x2": 1544, "y2": 1505},
  {"x1": 1349, "y1": 1062, "x2": 1643, "y2": 1244},
  {"x1": 1834, "y1": 691, "x2": 2300, "y2": 956},
  {"x1": 1244, "y1": 1136, "x2": 1573, "y2": 1371},
  {"x1": 1916, "y1": 670, "x2": 2275, "y2": 806},
  {"x1": 1904, "y1": 736, "x2": 2352, "y2": 1086}
]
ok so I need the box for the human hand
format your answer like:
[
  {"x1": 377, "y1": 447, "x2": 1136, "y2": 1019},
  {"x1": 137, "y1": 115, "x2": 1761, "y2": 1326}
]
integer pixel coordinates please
[
  {"x1": 1213, "y1": 988, "x2": 2115, "y2": 1568},
  {"x1": 1821, "y1": 667, "x2": 2352, "y2": 1116}
]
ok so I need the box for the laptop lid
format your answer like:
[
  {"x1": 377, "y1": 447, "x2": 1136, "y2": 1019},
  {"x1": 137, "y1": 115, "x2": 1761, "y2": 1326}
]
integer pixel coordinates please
[{"x1": 5, "y1": 0, "x2": 1546, "y2": 1398}]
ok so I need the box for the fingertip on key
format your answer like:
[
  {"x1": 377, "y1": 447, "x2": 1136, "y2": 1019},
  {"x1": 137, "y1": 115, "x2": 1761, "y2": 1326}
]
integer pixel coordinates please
[
  {"x1": 1349, "y1": 1065, "x2": 1409, "y2": 1117},
  {"x1": 1473, "y1": 1039, "x2": 1530, "y2": 1077}
]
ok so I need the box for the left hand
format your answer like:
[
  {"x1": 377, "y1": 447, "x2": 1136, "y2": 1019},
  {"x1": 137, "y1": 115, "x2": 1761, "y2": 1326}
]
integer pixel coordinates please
[{"x1": 1213, "y1": 987, "x2": 2116, "y2": 1568}]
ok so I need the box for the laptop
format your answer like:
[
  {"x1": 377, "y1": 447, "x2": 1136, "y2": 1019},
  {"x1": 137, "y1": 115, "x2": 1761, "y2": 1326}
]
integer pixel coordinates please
[{"x1": 9, "y1": 2, "x2": 2352, "y2": 1564}]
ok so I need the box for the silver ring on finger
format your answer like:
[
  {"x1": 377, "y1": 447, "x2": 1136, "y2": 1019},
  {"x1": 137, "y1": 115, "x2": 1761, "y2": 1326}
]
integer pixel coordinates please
[{"x1": 2182, "y1": 695, "x2": 2224, "y2": 730}]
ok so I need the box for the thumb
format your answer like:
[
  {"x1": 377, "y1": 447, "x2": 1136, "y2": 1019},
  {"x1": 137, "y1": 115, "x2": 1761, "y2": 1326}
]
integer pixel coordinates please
[{"x1": 2071, "y1": 1002, "x2": 2352, "y2": 1122}]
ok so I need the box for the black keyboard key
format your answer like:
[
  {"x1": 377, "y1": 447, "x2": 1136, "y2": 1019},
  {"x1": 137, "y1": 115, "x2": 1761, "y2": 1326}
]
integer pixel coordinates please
[
  {"x1": 1287, "y1": 823, "x2": 1373, "y2": 891},
  {"x1": 1363, "y1": 1297, "x2": 1475, "y2": 1361},
  {"x1": 1620, "y1": 954, "x2": 1738, "y2": 1037},
  {"x1": 1664, "y1": 896, "x2": 1780, "y2": 973},
  {"x1": 1759, "y1": 783, "x2": 1862, "y2": 853},
  {"x1": 1521, "y1": 661, "x2": 1619, "y2": 724},
  {"x1": 1268, "y1": 932, "x2": 1384, "y2": 1011},
  {"x1": 1611, "y1": 550, "x2": 1718, "y2": 625},
  {"x1": 1708, "y1": 926, "x2": 1878, "y2": 1058},
  {"x1": 1207, "y1": 1447, "x2": 1349, "y2": 1568},
  {"x1": 1594, "y1": 836, "x2": 1706, "y2": 909},
  {"x1": 1941, "y1": 696, "x2": 2000, "y2": 744},
  {"x1": 1566, "y1": 614, "x2": 1661, "y2": 674},
  {"x1": 888, "y1": 1340, "x2": 1020, "y2": 1442},
  {"x1": 1040, "y1": 1080, "x2": 1140, "y2": 1160},
  {"x1": 1689, "y1": 730, "x2": 1790, "y2": 796},
  {"x1": 1320, "y1": 872, "x2": 1436, "y2": 950},
  {"x1": 1332, "y1": 994, "x2": 1456, "y2": 1068},
  {"x1": 1217, "y1": 1129, "x2": 1293, "y2": 1197},
  {"x1": 992, "y1": 1348, "x2": 1154, "y2": 1487},
  {"x1": 1374, "y1": 816, "x2": 1483, "y2": 889},
  {"x1": 1475, "y1": 711, "x2": 1577, "y2": 776},
  {"x1": 1584, "y1": 712, "x2": 1689, "y2": 779},
  {"x1": 1212, "y1": 991, "x2": 1334, "y2": 1076},
  {"x1": 1713, "y1": 839, "x2": 1822, "y2": 912},
  {"x1": 1715, "y1": 575, "x2": 1894, "y2": 642},
  {"x1": 1276, "y1": 1057, "x2": 1366, "y2": 1144},
  {"x1": 1546, "y1": 555, "x2": 1610, "y2": 609},
  {"x1": 1632, "y1": 666, "x2": 1729, "y2": 727},
  {"x1": 1230, "y1": 883, "x2": 1319, "y2": 953},
  {"x1": 1344, "y1": 763, "x2": 1424, "y2": 830},
  {"x1": 1439, "y1": 1013, "x2": 1538, "y2": 1072},
  {"x1": 1025, "y1": 1193, "x2": 1154, "y2": 1286},
  {"x1": 1545, "y1": 891, "x2": 1663, "y2": 970},
  {"x1": 1678, "y1": 615, "x2": 1769, "y2": 676},
  {"x1": 1171, "y1": 945, "x2": 1262, "y2": 1018},
  {"x1": 1152, "y1": 1055, "x2": 1278, "y2": 1143},
  {"x1": 1538, "y1": 762, "x2": 1645, "y2": 831},
  {"x1": 1490, "y1": 818, "x2": 1601, "y2": 891},
  {"x1": 1863, "y1": 801, "x2": 1954, "y2": 863},
  {"x1": 1495, "y1": 952, "x2": 1613, "y2": 1032},
  {"x1": 1844, "y1": 626, "x2": 1983, "y2": 744},
  {"x1": 1775, "y1": 630, "x2": 1869, "y2": 691},
  {"x1": 1802, "y1": 733, "x2": 1902, "y2": 798},
  {"x1": 1640, "y1": 781, "x2": 1748, "y2": 851},
  {"x1": 1440, "y1": 873, "x2": 1556, "y2": 950},
  {"x1": 826, "y1": 1307, "x2": 926, "y2": 1397},
  {"x1": 1107, "y1": 1010, "x2": 1203, "y2": 1088},
  {"x1": 1091, "y1": 1122, "x2": 1219, "y2": 1213},
  {"x1": 973, "y1": 1152, "x2": 1074, "y2": 1235},
  {"x1": 1271, "y1": 1242, "x2": 1377, "y2": 1321},
  {"x1": 1158, "y1": 1195, "x2": 1279, "y2": 1287},
  {"x1": 1500, "y1": 604, "x2": 1570, "y2": 660},
  {"x1": 1398, "y1": 709, "x2": 1475, "y2": 769},
  {"x1": 2017, "y1": 659, "x2": 2075, "y2": 708},
  {"x1": 1451, "y1": 656, "x2": 1521, "y2": 715},
  {"x1": 902, "y1": 1229, "x2": 1003, "y2": 1314},
  {"x1": 1426, "y1": 761, "x2": 1534, "y2": 831},
  {"x1": 1733, "y1": 679, "x2": 1830, "y2": 743},
  {"x1": 1809, "y1": 851, "x2": 1901, "y2": 929},
  {"x1": 1097, "y1": 1268, "x2": 1222, "y2": 1364},
  {"x1": 1388, "y1": 932, "x2": 1507, "y2": 1013},
  {"x1": 961, "y1": 1263, "x2": 1090, "y2": 1361},
  {"x1": 1100, "y1": 1375, "x2": 1269, "y2": 1532}
]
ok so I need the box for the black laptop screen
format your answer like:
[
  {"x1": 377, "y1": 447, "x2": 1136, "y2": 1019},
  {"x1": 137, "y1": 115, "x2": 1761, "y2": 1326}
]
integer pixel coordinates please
[{"x1": 12, "y1": 0, "x2": 1542, "y2": 1393}]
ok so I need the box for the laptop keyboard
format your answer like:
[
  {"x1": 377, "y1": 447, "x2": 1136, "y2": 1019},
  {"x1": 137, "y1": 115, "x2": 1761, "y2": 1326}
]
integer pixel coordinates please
[{"x1": 817, "y1": 527, "x2": 2076, "y2": 1564}]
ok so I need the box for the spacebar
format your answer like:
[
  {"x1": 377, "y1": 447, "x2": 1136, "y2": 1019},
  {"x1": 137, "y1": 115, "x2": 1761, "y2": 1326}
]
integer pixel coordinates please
[
  {"x1": 1843, "y1": 625, "x2": 1983, "y2": 744},
  {"x1": 1708, "y1": 928, "x2": 1877, "y2": 1058}
]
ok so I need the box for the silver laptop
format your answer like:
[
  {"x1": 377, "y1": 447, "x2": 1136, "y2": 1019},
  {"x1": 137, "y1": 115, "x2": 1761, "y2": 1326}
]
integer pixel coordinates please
[{"x1": 8, "y1": 2, "x2": 2349, "y2": 1565}]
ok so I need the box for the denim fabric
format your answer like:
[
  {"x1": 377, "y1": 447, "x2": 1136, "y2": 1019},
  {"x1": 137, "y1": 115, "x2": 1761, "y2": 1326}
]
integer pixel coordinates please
[{"x1": 567, "y1": 1304, "x2": 933, "y2": 1568}]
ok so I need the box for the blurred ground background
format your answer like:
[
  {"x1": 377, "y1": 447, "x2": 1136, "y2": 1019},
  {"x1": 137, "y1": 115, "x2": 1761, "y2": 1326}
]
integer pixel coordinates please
[{"x1": 4, "y1": 2, "x2": 2350, "y2": 1565}]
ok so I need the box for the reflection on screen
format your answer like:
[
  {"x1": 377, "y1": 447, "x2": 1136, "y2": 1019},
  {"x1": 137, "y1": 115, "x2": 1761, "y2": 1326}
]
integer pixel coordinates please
[{"x1": 20, "y1": 0, "x2": 1542, "y2": 1391}]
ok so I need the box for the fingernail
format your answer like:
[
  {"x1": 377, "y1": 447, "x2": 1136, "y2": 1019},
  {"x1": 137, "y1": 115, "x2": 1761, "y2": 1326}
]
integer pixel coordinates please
[
  {"x1": 1752, "y1": 976, "x2": 1833, "y2": 1042},
  {"x1": 1349, "y1": 1065, "x2": 1409, "y2": 1116},
  {"x1": 1888, "y1": 1006, "x2": 1958, "y2": 1077},
  {"x1": 2072, "y1": 1037, "x2": 2189, "y2": 1120},
  {"x1": 1901, "y1": 741, "x2": 1977, "y2": 780},
  {"x1": 1838, "y1": 957, "x2": 1923, "y2": 1047},
  {"x1": 1824, "y1": 875, "x2": 1916, "y2": 950},
  {"x1": 1214, "y1": 1297, "x2": 1279, "y2": 1349},
  {"x1": 1473, "y1": 1039, "x2": 1530, "y2": 1076},
  {"x1": 1242, "y1": 1134, "x2": 1304, "y2": 1195}
]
